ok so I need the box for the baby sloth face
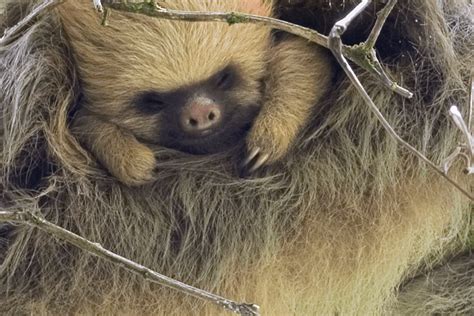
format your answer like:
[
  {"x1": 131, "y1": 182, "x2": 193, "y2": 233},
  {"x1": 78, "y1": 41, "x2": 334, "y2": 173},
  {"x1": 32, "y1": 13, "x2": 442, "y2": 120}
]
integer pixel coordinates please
[
  {"x1": 61, "y1": 1, "x2": 271, "y2": 155},
  {"x1": 128, "y1": 64, "x2": 262, "y2": 154}
]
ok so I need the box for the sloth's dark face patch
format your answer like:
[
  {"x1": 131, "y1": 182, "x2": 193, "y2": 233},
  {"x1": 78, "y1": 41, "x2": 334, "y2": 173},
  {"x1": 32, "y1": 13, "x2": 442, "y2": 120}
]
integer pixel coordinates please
[{"x1": 127, "y1": 64, "x2": 262, "y2": 154}]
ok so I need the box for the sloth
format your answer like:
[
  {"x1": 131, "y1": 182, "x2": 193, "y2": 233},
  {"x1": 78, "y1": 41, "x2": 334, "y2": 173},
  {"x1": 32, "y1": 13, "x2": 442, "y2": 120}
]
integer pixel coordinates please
[
  {"x1": 65, "y1": 0, "x2": 333, "y2": 186},
  {"x1": 0, "y1": 0, "x2": 473, "y2": 315}
]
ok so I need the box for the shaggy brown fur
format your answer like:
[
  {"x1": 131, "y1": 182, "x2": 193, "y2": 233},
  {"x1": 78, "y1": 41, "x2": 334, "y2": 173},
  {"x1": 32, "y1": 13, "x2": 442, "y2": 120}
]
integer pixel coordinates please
[
  {"x1": 395, "y1": 251, "x2": 474, "y2": 315},
  {"x1": 1, "y1": 0, "x2": 473, "y2": 315}
]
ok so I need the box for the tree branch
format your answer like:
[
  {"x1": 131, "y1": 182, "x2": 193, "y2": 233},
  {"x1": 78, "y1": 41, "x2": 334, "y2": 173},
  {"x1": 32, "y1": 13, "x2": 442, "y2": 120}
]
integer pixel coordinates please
[
  {"x1": 328, "y1": 0, "x2": 473, "y2": 201},
  {"x1": 359, "y1": 0, "x2": 413, "y2": 98},
  {"x1": 97, "y1": 0, "x2": 412, "y2": 98},
  {"x1": 0, "y1": 210, "x2": 260, "y2": 316}
]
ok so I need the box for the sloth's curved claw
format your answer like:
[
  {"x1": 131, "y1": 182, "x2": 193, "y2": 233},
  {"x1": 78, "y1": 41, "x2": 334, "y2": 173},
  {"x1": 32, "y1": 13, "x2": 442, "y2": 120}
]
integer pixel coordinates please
[
  {"x1": 248, "y1": 153, "x2": 269, "y2": 173},
  {"x1": 243, "y1": 147, "x2": 260, "y2": 167},
  {"x1": 241, "y1": 147, "x2": 270, "y2": 175}
]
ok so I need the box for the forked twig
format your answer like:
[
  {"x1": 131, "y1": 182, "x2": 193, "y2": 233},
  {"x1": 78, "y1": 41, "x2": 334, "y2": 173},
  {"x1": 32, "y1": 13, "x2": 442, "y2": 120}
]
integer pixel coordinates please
[
  {"x1": 328, "y1": 0, "x2": 473, "y2": 200},
  {"x1": 0, "y1": 209, "x2": 260, "y2": 316},
  {"x1": 444, "y1": 104, "x2": 474, "y2": 175}
]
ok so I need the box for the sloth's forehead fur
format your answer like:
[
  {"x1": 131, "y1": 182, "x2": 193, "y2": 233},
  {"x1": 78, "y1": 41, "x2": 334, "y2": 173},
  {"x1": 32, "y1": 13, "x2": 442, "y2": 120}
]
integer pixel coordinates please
[{"x1": 58, "y1": 0, "x2": 272, "y2": 105}]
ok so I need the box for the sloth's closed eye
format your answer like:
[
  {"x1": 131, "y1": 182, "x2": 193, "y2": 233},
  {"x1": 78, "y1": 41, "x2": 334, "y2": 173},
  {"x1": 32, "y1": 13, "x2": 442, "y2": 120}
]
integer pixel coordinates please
[
  {"x1": 215, "y1": 66, "x2": 237, "y2": 90},
  {"x1": 135, "y1": 91, "x2": 167, "y2": 113}
]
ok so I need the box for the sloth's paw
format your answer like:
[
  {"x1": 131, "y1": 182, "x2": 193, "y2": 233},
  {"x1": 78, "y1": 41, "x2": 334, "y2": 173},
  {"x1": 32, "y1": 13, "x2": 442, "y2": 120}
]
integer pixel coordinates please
[
  {"x1": 107, "y1": 143, "x2": 156, "y2": 186},
  {"x1": 242, "y1": 120, "x2": 293, "y2": 174}
]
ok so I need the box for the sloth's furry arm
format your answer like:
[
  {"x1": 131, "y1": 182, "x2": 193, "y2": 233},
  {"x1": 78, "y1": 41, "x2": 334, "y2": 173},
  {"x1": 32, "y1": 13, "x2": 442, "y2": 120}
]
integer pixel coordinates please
[
  {"x1": 72, "y1": 110, "x2": 156, "y2": 186},
  {"x1": 246, "y1": 35, "x2": 333, "y2": 163}
]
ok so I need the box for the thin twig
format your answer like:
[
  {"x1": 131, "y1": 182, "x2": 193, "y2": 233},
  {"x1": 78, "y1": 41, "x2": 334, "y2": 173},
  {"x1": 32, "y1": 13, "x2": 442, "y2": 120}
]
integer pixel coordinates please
[
  {"x1": 93, "y1": 0, "x2": 104, "y2": 13},
  {"x1": 328, "y1": 2, "x2": 473, "y2": 200},
  {"x1": 365, "y1": 0, "x2": 397, "y2": 49},
  {"x1": 360, "y1": 0, "x2": 413, "y2": 98},
  {"x1": 0, "y1": 0, "x2": 65, "y2": 45},
  {"x1": 102, "y1": 1, "x2": 329, "y2": 46},
  {"x1": 334, "y1": 0, "x2": 412, "y2": 98},
  {"x1": 469, "y1": 72, "x2": 473, "y2": 131},
  {"x1": 447, "y1": 106, "x2": 474, "y2": 175},
  {"x1": 0, "y1": 210, "x2": 260, "y2": 316},
  {"x1": 367, "y1": 49, "x2": 413, "y2": 98},
  {"x1": 449, "y1": 106, "x2": 474, "y2": 157},
  {"x1": 331, "y1": 0, "x2": 372, "y2": 33}
]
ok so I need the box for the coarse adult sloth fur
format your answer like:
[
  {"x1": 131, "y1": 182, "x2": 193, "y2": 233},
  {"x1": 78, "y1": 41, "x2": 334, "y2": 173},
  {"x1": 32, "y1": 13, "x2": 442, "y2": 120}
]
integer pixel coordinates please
[{"x1": 0, "y1": 0, "x2": 473, "y2": 315}]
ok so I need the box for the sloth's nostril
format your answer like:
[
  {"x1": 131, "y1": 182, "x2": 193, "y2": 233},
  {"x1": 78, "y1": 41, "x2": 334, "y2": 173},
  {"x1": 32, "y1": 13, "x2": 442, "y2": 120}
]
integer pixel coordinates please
[{"x1": 189, "y1": 118, "x2": 198, "y2": 126}]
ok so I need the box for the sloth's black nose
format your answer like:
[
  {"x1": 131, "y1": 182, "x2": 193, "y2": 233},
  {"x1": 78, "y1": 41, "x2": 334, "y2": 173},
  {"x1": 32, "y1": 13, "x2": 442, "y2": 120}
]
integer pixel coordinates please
[{"x1": 180, "y1": 97, "x2": 222, "y2": 135}]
